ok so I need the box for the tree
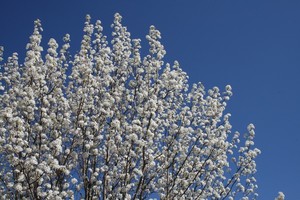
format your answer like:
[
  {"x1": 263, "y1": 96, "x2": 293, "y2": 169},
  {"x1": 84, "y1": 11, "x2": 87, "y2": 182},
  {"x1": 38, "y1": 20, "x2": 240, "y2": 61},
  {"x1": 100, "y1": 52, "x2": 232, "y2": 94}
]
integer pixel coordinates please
[{"x1": 0, "y1": 13, "x2": 262, "y2": 200}]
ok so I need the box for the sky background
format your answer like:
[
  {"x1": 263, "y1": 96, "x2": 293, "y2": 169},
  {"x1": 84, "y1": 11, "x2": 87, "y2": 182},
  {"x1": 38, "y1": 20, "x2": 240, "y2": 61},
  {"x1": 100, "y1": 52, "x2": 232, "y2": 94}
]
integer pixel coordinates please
[{"x1": 0, "y1": 0, "x2": 299, "y2": 199}]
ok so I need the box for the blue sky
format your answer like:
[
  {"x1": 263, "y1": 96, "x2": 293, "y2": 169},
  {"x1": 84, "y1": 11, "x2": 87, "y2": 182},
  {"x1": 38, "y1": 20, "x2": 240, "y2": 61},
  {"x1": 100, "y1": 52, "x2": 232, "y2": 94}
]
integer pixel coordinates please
[{"x1": 1, "y1": 0, "x2": 299, "y2": 199}]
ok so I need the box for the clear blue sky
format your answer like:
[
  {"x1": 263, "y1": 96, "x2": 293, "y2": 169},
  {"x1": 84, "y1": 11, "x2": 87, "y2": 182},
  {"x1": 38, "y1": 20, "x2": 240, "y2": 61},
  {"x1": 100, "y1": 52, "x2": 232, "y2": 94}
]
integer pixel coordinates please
[{"x1": 1, "y1": 0, "x2": 299, "y2": 199}]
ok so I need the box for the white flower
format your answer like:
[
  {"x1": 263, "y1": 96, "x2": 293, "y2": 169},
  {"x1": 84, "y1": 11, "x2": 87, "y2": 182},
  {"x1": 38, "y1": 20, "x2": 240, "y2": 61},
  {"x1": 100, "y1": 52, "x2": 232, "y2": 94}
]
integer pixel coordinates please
[
  {"x1": 275, "y1": 192, "x2": 285, "y2": 200},
  {"x1": 14, "y1": 183, "x2": 22, "y2": 191}
]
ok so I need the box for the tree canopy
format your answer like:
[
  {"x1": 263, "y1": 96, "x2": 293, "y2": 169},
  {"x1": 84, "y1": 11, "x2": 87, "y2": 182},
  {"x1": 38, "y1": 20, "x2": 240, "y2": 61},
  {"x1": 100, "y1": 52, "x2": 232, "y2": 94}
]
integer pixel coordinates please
[{"x1": 0, "y1": 14, "x2": 261, "y2": 199}]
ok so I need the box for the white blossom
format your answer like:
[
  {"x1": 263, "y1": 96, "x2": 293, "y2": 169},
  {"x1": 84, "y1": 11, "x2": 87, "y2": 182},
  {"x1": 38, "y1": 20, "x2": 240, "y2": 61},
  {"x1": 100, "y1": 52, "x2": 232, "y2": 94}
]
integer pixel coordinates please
[{"x1": 275, "y1": 192, "x2": 285, "y2": 200}]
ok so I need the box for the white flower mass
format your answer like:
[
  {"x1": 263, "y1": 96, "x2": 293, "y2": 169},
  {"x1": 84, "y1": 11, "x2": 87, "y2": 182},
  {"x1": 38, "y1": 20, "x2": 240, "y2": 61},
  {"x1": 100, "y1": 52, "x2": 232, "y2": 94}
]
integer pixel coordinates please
[{"x1": 0, "y1": 13, "x2": 269, "y2": 199}]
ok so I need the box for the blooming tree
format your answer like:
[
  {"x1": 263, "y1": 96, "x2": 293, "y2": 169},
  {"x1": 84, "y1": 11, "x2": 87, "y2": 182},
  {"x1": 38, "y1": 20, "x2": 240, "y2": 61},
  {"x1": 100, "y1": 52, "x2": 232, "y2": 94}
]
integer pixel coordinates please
[{"x1": 0, "y1": 14, "x2": 262, "y2": 199}]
